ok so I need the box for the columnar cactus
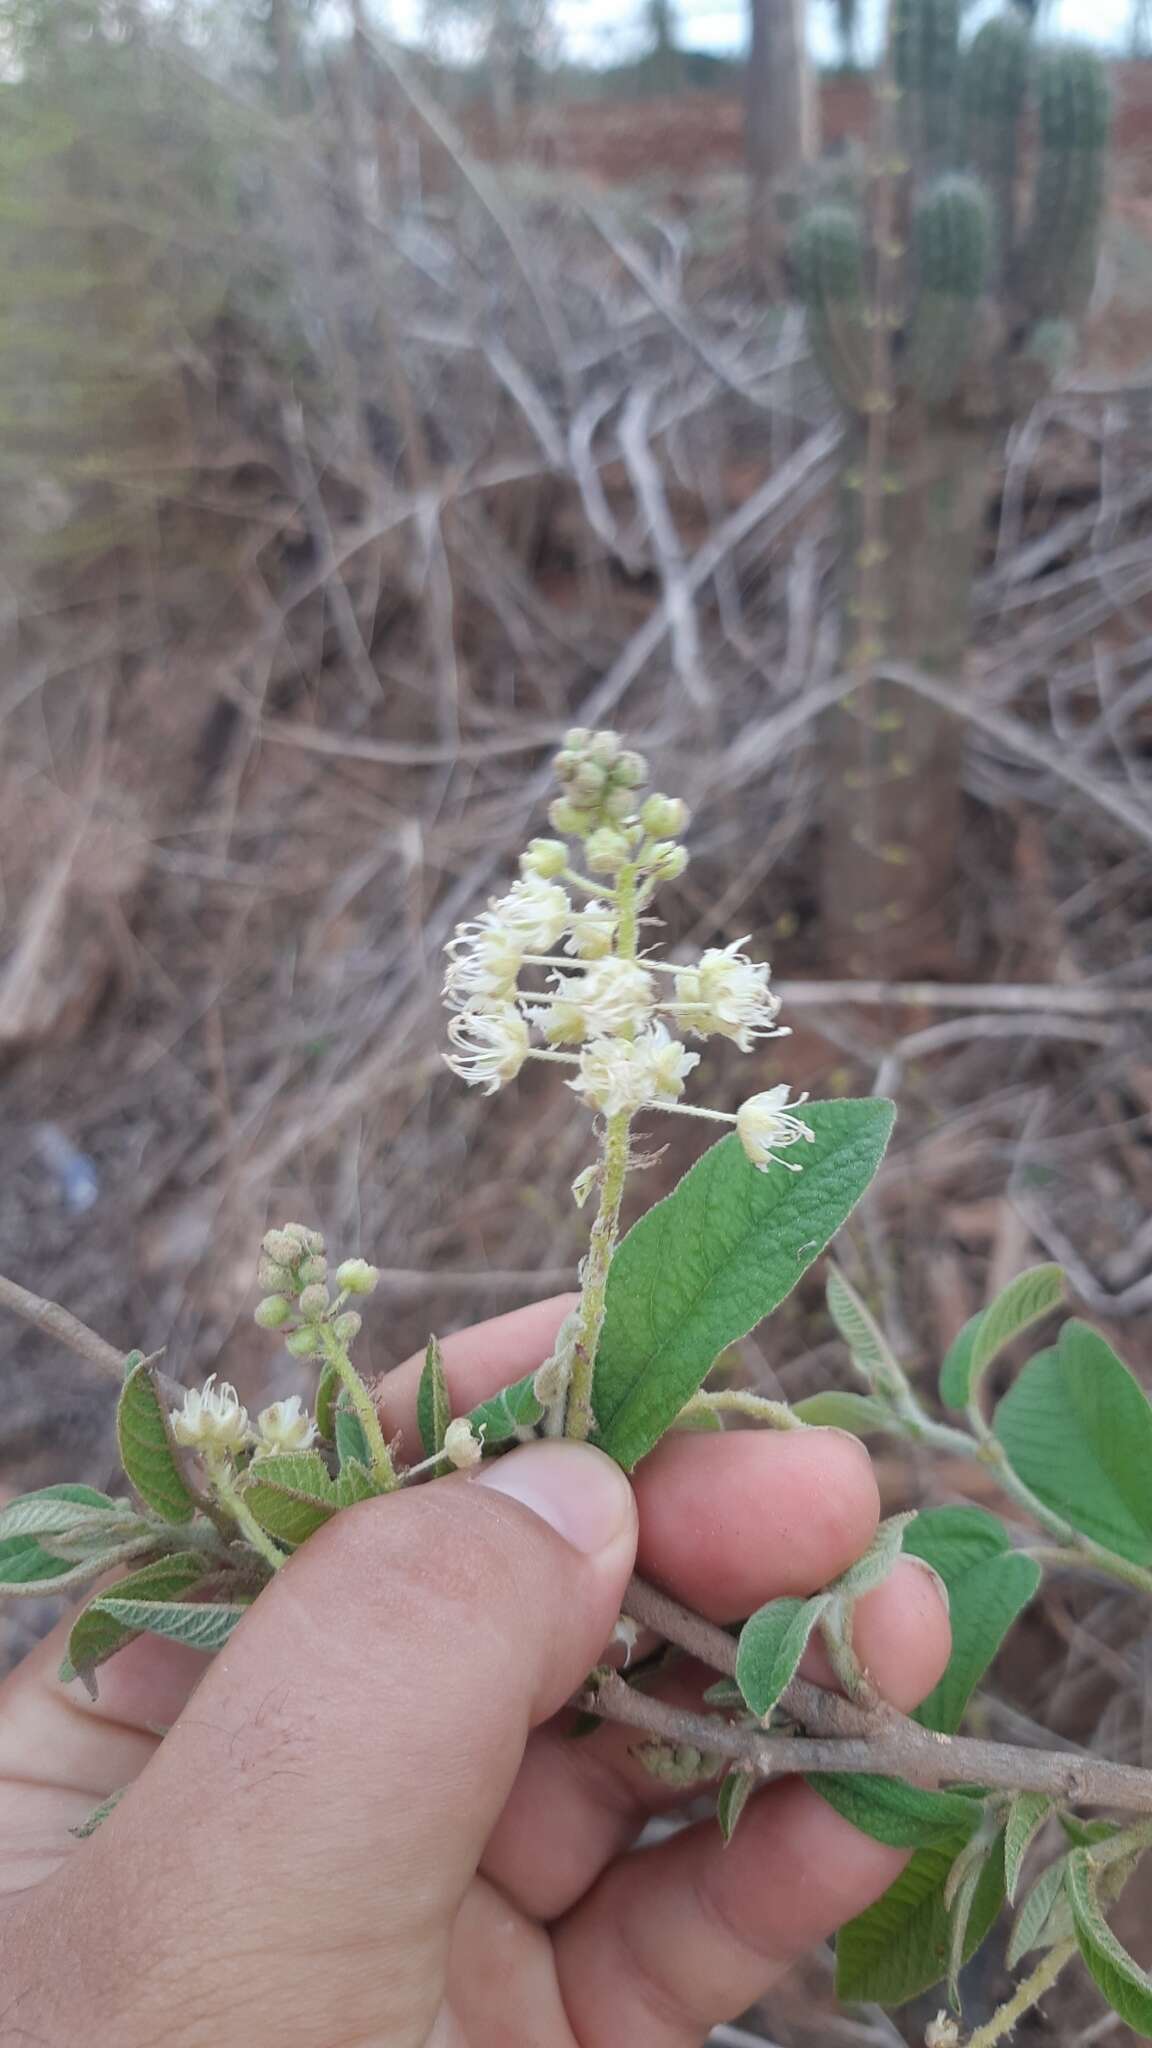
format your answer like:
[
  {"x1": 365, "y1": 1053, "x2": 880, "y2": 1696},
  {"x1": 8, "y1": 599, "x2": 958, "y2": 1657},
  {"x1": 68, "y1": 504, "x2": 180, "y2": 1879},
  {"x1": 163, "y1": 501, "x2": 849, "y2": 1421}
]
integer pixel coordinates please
[{"x1": 790, "y1": 9, "x2": 1111, "y2": 974}]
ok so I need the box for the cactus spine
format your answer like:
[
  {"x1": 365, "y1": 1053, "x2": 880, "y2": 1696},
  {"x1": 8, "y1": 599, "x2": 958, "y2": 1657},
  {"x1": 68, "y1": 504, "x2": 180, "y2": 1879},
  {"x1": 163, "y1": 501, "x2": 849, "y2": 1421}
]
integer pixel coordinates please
[{"x1": 790, "y1": 11, "x2": 1111, "y2": 972}]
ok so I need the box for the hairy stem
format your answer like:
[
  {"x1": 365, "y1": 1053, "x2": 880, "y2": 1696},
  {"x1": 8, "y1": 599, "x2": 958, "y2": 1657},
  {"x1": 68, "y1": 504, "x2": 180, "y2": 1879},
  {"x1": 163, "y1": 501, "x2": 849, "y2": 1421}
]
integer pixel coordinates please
[
  {"x1": 964, "y1": 1939, "x2": 1078, "y2": 2048},
  {"x1": 204, "y1": 1455, "x2": 286, "y2": 1575},
  {"x1": 317, "y1": 1325, "x2": 398, "y2": 1489},
  {"x1": 678, "y1": 1390, "x2": 807, "y2": 1430}
]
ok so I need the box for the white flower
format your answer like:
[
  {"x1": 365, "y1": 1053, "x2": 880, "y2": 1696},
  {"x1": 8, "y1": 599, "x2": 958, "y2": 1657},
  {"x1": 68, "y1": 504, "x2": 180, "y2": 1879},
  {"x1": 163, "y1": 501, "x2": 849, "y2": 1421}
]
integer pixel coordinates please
[
  {"x1": 445, "y1": 1002, "x2": 530, "y2": 1094},
  {"x1": 489, "y1": 875, "x2": 571, "y2": 952},
  {"x1": 254, "y1": 1396, "x2": 317, "y2": 1455},
  {"x1": 443, "y1": 1417, "x2": 484, "y2": 1469},
  {"x1": 570, "y1": 1022, "x2": 699, "y2": 1117},
  {"x1": 443, "y1": 917, "x2": 525, "y2": 1008},
  {"x1": 673, "y1": 940, "x2": 785, "y2": 1052},
  {"x1": 170, "y1": 1375, "x2": 251, "y2": 1453},
  {"x1": 534, "y1": 958, "x2": 655, "y2": 1045},
  {"x1": 736, "y1": 1086, "x2": 815, "y2": 1173},
  {"x1": 563, "y1": 899, "x2": 617, "y2": 961}
]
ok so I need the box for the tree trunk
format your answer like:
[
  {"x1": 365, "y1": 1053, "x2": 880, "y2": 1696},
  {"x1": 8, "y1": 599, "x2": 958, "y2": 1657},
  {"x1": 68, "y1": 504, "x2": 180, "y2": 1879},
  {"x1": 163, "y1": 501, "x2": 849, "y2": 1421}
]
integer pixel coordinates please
[
  {"x1": 821, "y1": 418, "x2": 993, "y2": 977},
  {"x1": 746, "y1": 0, "x2": 818, "y2": 288}
]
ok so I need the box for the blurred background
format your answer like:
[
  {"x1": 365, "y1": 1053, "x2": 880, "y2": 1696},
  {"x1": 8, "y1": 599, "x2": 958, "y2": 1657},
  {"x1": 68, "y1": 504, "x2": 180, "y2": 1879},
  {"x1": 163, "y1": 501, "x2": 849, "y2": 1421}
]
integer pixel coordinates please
[{"x1": 0, "y1": 0, "x2": 1150, "y2": 2037}]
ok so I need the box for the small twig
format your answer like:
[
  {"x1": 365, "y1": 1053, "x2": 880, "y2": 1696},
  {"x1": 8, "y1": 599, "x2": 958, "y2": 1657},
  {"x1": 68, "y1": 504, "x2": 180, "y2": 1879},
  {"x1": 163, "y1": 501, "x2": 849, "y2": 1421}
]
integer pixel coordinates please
[
  {"x1": 0, "y1": 1270, "x2": 129, "y2": 1382},
  {"x1": 776, "y1": 979, "x2": 1151, "y2": 1017},
  {"x1": 965, "y1": 1939, "x2": 1079, "y2": 2048}
]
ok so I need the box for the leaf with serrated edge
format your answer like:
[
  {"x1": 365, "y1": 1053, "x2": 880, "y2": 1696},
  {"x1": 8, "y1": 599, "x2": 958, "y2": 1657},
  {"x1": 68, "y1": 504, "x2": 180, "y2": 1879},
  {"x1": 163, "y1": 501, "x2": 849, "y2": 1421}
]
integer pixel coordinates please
[
  {"x1": 468, "y1": 1372, "x2": 544, "y2": 1446},
  {"x1": 836, "y1": 1833, "x2": 1005, "y2": 2007},
  {"x1": 810, "y1": 1776, "x2": 981, "y2": 1849},
  {"x1": 941, "y1": 1266, "x2": 1065, "y2": 1409},
  {"x1": 1004, "y1": 1793, "x2": 1052, "y2": 1903},
  {"x1": 792, "y1": 1391, "x2": 895, "y2": 1435},
  {"x1": 418, "y1": 1335, "x2": 452, "y2": 1458},
  {"x1": 717, "y1": 1769, "x2": 755, "y2": 1843},
  {"x1": 62, "y1": 1552, "x2": 209, "y2": 1692},
  {"x1": 736, "y1": 1595, "x2": 828, "y2": 1718},
  {"x1": 1067, "y1": 1851, "x2": 1152, "y2": 2035},
  {"x1": 117, "y1": 1361, "x2": 196, "y2": 1524},
  {"x1": 95, "y1": 1598, "x2": 249, "y2": 1652},
  {"x1": 994, "y1": 1321, "x2": 1152, "y2": 1566},
  {"x1": 593, "y1": 1102, "x2": 895, "y2": 1469}
]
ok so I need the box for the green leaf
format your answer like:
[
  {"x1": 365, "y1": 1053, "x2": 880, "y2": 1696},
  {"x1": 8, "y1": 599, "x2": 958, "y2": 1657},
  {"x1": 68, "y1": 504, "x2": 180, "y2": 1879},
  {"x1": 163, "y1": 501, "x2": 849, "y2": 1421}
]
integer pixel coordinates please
[
  {"x1": 946, "y1": 1827, "x2": 1003, "y2": 2004},
  {"x1": 1061, "y1": 1816, "x2": 1123, "y2": 1848},
  {"x1": 334, "y1": 1401, "x2": 371, "y2": 1472},
  {"x1": 904, "y1": 1508, "x2": 1040, "y2": 1733},
  {"x1": 94, "y1": 1597, "x2": 249, "y2": 1652},
  {"x1": 316, "y1": 1362, "x2": 340, "y2": 1441},
  {"x1": 836, "y1": 1832, "x2": 1005, "y2": 2006},
  {"x1": 810, "y1": 1775, "x2": 982, "y2": 1849},
  {"x1": 117, "y1": 1360, "x2": 196, "y2": 1524},
  {"x1": 62, "y1": 1553, "x2": 209, "y2": 1692},
  {"x1": 1004, "y1": 1793, "x2": 1052, "y2": 1903},
  {"x1": 792, "y1": 1391, "x2": 895, "y2": 1435},
  {"x1": 0, "y1": 1534, "x2": 152, "y2": 1596},
  {"x1": 1067, "y1": 1851, "x2": 1152, "y2": 2035},
  {"x1": 735, "y1": 1594, "x2": 828, "y2": 1717},
  {"x1": 335, "y1": 1460, "x2": 383, "y2": 1506},
  {"x1": 717, "y1": 1769, "x2": 755, "y2": 1843},
  {"x1": 0, "y1": 1484, "x2": 121, "y2": 1541},
  {"x1": 994, "y1": 1321, "x2": 1152, "y2": 1566},
  {"x1": 825, "y1": 1266, "x2": 900, "y2": 1385},
  {"x1": 418, "y1": 1335, "x2": 452, "y2": 1458},
  {"x1": 833, "y1": 1512, "x2": 915, "y2": 1600},
  {"x1": 940, "y1": 1265, "x2": 1065, "y2": 1409},
  {"x1": 243, "y1": 1451, "x2": 337, "y2": 1546},
  {"x1": 468, "y1": 1372, "x2": 544, "y2": 1446},
  {"x1": 593, "y1": 1101, "x2": 896, "y2": 1469},
  {"x1": 1008, "y1": 1854, "x2": 1073, "y2": 1967}
]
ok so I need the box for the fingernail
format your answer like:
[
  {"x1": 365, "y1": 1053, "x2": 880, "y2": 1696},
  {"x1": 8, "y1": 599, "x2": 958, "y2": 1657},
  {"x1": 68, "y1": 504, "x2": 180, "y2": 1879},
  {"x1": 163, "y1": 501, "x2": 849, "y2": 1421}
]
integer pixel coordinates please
[
  {"x1": 817, "y1": 1425, "x2": 877, "y2": 1472},
  {"x1": 474, "y1": 1441, "x2": 635, "y2": 1555},
  {"x1": 906, "y1": 1555, "x2": 951, "y2": 1617}
]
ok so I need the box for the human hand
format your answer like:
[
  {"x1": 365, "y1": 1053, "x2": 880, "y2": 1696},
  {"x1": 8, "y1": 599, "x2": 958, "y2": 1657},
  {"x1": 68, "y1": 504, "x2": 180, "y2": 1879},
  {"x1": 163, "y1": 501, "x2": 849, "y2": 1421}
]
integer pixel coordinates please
[{"x1": 0, "y1": 1297, "x2": 950, "y2": 2046}]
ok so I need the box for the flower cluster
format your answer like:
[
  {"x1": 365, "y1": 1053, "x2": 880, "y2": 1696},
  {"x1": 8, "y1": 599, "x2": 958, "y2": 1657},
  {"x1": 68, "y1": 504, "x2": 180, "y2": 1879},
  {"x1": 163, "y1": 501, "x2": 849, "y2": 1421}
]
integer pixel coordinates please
[
  {"x1": 443, "y1": 730, "x2": 808, "y2": 1171},
  {"x1": 169, "y1": 1380, "x2": 317, "y2": 1458}
]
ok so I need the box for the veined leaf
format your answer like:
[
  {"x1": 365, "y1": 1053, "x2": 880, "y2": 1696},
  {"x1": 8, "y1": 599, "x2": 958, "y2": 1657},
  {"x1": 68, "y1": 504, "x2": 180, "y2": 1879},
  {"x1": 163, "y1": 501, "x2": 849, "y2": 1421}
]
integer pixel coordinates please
[
  {"x1": 334, "y1": 1401, "x2": 371, "y2": 1473},
  {"x1": 243, "y1": 1451, "x2": 337, "y2": 1546},
  {"x1": 825, "y1": 1266, "x2": 899, "y2": 1381},
  {"x1": 940, "y1": 1265, "x2": 1065, "y2": 1409},
  {"x1": 592, "y1": 1102, "x2": 895, "y2": 1469},
  {"x1": 0, "y1": 1486, "x2": 121, "y2": 1541},
  {"x1": 0, "y1": 1534, "x2": 153, "y2": 1597},
  {"x1": 117, "y1": 1360, "x2": 196, "y2": 1524},
  {"x1": 1067, "y1": 1851, "x2": 1152, "y2": 2036},
  {"x1": 335, "y1": 1460, "x2": 383, "y2": 1506},
  {"x1": 418, "y1": 1335, "x2": 452, "y2": 1458},
  {"x1": 1008, "y1": 1854, "x2": 1073, "y2": 1967},
  {"x1": 717, "y1": 1769, "x2": 755, "y2": 1843},
  {"x1": 810, "y1": 1775, "x2": 982, "y2": 1849},
  {"x1": 62, "y1": 1552, "x2": 210, "y2": 1692},
  {"x1": 736, "y1": 1594, "x2": 828, "y2": 1718},
  {"x1": 993, "y1": 1321, "x2": 1152, "y2": 1566},
  {"x1": 834, "y1": 1513, "x2": 915, "y2": 1601},
  {"x1": 94, "y1": 1597, "x2": 248, "y2": 1653},
  {"x1": 316, "y1": 1361, "x2": 340, "y2": 1441},
  {"x1": 836, "y1": 1833, "x2": 1005, "y2": 2006},
  {"x1": 1004, "y1": 1793, "x2": 1052, "y2": 1903},
  {"x1": 792, "y1": 1391, "x2": 895, "y2": 1435},
  {"x1": 904, "y1": 1507, "x2": 1039, "y2": 1734},
  {"x1": 468, "y1": 1373, "x2": 544, "y2": 1446}
]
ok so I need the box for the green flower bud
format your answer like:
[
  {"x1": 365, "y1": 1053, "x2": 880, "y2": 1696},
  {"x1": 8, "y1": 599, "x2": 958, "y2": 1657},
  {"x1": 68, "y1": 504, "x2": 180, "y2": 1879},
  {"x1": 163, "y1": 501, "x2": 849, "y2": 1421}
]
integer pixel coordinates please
[
  {"x1": 601, "y1": 785, "x2": 635, "y2": 822},
  {"x1": 563, "y1": 726, "x2": 591, "y2": 752},
  {"x1": 572, "y1": 761, "x2": 607, "y2": 803},
  {"x1": 335, "y1": 1258, "x2": 379, "y2": 1296},
  {"x1": 298, "y1": 1283, "x2": 331, "y2": 1321},
  {"x1": 648, "y1": 840, "x2": 689, "y2": 880},
  {"x1": 282, "y1": 1223, "x2": 325, "y2": 1255},
  {"x1": 298, "y1": 1255, "x2": 328, "y2": 1287},
  {"x1": 640, "y1": 793, "x2": 689, "y2": 838},
  {"x1": 548, "y1": 797, "x2": 595, "y2": 838},
  {"x1": 587, "y1": 730, "x2": 622, "y2": 769},
  {"x1": 613, "y1": 749, "x2": 649, "y2": 788},
  {"x1": 551, "y1": 749, "x2": 580, "y2": 783},
  {"x1": 256, "y1": 1257, "x2": 296, "y2": 1294},
  {"x1": 520, "y1": 837, "x2": 568, "y2": 879},
  {"x1": 285, "y1": 1327, "x2": 321, "y2": 1359},
  {"x1": 585, "y1": 826, "x2": 631, "y2": 875},
  {"x1": 254, "y1": 1294, "x2": 294, "y2": 1330},
  {"x1": 261, "y1": 1229, "x2": 299, "y2": 1268},
  {"x1": 332, "y1": 1311, "x2": 363, "y2": 1345}
]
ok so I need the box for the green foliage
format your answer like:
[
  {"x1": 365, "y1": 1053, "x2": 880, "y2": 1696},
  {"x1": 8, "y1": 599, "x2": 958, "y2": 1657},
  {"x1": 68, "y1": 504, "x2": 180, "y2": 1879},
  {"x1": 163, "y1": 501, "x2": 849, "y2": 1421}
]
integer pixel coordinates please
[
  {"x1": 811, "y1": 1774, "x2": 981, "y2": 1849},
  {"x1": 467, "y1": 1372, "x2": 545, "y2": 1445},
  {"x1": 938, "y1": 1262, "x2": 1065, "y2": 1408},
  {"x1": 1008, "y1": 1852, "x2": 1074, "y2": 1965},
  {"x1": 418, "y1": 1336, "x2": 452, "y2": 1459},
  {"x1": 0, "y1": 1483, "x2": 151, "y2": 1594},
  {"x1": 243, "y1": 1452, "x2": 338, "y2": 1546},
  {"x1": 1067, "y1": 1852, "x2": 1152, "y2": 2035},
  {"x1": 62, "y1": 1552, "x2": 210, "y2": 1694},
  {"x1": 791, "y1": 1389, "x2": 893, "y2": 1434},
  {"x1": 735, "y1": 1594, "x2": 828, "y2": 1717},
  {"x1": 903, "y1": 1507, "x2": 1040, "y2": 1733},
  {"x1": 591, "y1": 1100, "x2": 895, "y2": 1468},
  {"x1": 993, "y1": 1321, "x2": 1152, "y2": 1565},
  {"x1": 836, "y1": 1830, "x2": 1005, "y2": 2005},
  {"x1": 117, "y1": 1359, "x2": 196, "y2": 1524},
  {"x1": 334, "y1": 1402, "x2": 371, "y2": 1473},
  {"x1": 93, "y1": 1597, "x2": 249, "y2": 1653},
  {"x1": 717, "y1": 1768, "x2": 755, "y2": 1843},
  {"x1": 1004, "y1": 1792, "x2": 1053, "y2": 1902}
]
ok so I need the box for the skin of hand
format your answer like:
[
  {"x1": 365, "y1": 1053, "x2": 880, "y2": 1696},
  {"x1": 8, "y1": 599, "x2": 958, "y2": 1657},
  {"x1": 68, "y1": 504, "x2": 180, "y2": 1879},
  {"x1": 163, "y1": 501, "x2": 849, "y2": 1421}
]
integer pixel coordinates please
[{"x1": 0, "y1": 1296, "x2": 950, "y2": 2048}]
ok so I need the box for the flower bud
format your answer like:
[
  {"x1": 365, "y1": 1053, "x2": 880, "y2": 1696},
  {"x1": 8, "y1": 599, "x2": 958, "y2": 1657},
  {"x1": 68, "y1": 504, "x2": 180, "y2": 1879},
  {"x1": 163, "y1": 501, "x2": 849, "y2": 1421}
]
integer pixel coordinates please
[
  {"x1": 257, "y1": 1257, "x2": 296, "y2": 1293},
  {"x1": 298, "y1": 1255, "x2": 328, "y2": 1287},
  {"x1": 254, "y1": 1294, "x2": 294, "y2": 1330},
  {"x1": 285, "y1": 1326, "x2": 321, "y2": 1359},
  {"x1": 641, "y1": 793, "x2": 689, "y2": 838},
  {"x1": 551, "y1": 749, "x2": 580, "y2": 783},
  {"x1": 925, "y1": 2017, "x2": 960, "y2": 2048},
  {"x1": 548, "y1": 797, "x2": 594, "y2": 838},
  {"x1": 572, "y1": 761, "x2": 607, "y2": 803},
  {"x1": 587, "y1": 729, "x2": 621, "y2": 769},
  {"x1": 443, "y1": 1416, "x2": 484, "y2": 1469},
  {"x1": 262, "y1": 1229, "x2": 300, "y2": 1268},
  {"x1": 297, "y1": 1283, "x2": 330, "y2": 1321},
  {"x1": 335, "y1": 1258, "x2": 379, "y2": 1296},
  {"x1": 332, "y1": 1311, "x2": 362, "y2": 1345},
  {"x1": 647, "y1": 840, "x2": 688, "y2": 880},
  {"x1": 613, "y1": 749, "x2": 649, "y2": 788},
  {"x1": 520, "y1": 837, "x2": 568, "y2": 879},
  {"x1": 282, "y1": 1223, "x2": 325, "y2": 1255},
  {"x1": 585, "y1": 826, "x2": 631, "y2": 875},
  {"x1": 563, "y1": 726, "x2": 591, "y2": 753},
  {"x1": 601, "y1": 785, "x2": 635, "y2": 822}
]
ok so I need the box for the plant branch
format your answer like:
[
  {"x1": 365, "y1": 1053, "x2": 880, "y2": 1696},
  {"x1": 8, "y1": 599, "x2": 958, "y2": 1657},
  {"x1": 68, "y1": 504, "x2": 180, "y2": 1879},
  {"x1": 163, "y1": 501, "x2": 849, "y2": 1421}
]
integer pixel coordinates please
[
  {"x1": 0, "y1": 1269, "x2": 185, "y2": 1405},
  {"x1": 582, "y1": 1673, "x2": 1152, "y2": 1815},
  {"x1": 964, "y1": 1939, "x2": 1078, "y2": 2048}
]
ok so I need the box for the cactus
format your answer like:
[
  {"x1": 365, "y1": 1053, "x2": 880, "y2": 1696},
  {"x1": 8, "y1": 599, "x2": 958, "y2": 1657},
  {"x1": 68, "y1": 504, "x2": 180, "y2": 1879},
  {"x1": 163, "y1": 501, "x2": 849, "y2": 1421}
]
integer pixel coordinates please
[{"x1": 788, "y1": 9, "x2": 1111, "y2": 973}]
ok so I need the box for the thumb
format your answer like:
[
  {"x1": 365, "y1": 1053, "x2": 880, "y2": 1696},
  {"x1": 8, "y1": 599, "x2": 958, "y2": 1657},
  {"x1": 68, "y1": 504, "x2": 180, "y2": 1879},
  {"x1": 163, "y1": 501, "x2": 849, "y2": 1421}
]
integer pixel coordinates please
[{"x1": 51, "y1": 1443, "x2": 637, "y2": 2047}]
